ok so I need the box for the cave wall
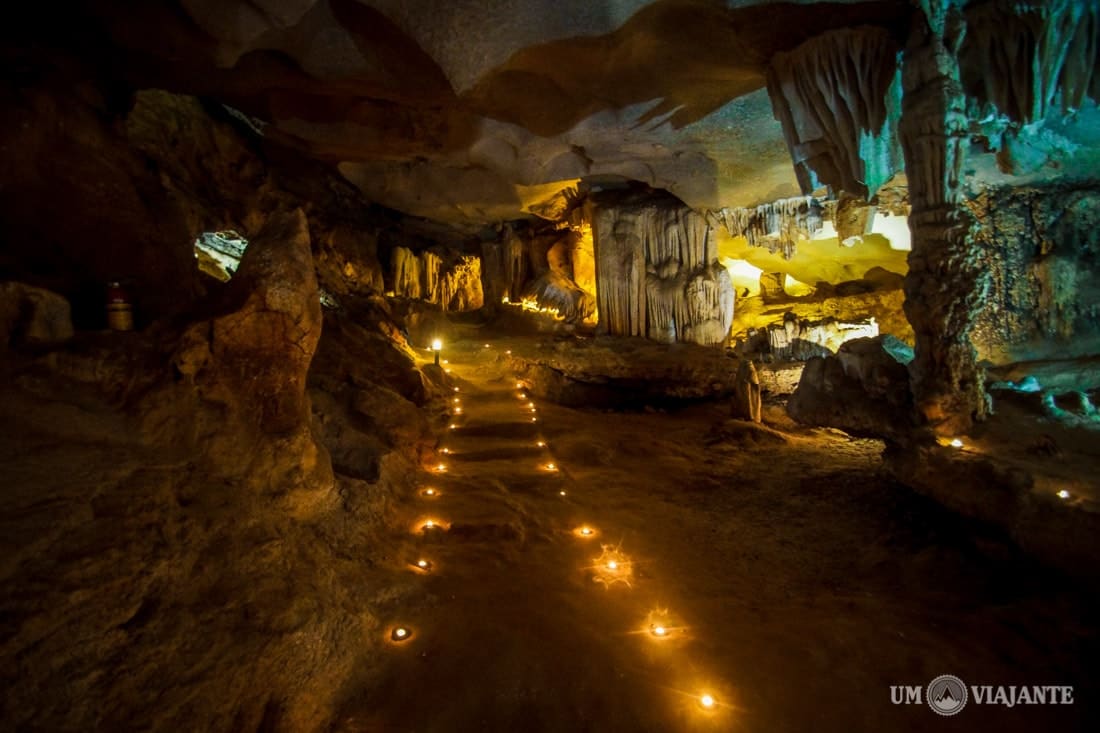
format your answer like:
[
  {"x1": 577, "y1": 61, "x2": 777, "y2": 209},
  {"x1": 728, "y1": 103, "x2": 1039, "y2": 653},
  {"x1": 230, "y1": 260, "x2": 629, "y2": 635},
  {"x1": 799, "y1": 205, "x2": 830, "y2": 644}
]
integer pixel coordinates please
[
  {"x1": 969, "y1": 183, "x2": 1100, "y2": 364},
  {"x1": 590, "y1": 190, "x2": 733, "y2": 346},
  {"x1": 0, "y1": 48, "x2": 423, "y2": 327}
]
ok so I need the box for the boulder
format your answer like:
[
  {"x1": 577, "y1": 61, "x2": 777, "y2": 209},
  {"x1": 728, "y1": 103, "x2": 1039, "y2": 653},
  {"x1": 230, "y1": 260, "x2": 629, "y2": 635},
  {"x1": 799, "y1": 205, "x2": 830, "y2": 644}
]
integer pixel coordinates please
[
  {"x1": 787, "y1": 335, "x2": 917, "y2": 441},
  {"x1": 0, "y1": 281, "x2": 74, "y2": 347}
]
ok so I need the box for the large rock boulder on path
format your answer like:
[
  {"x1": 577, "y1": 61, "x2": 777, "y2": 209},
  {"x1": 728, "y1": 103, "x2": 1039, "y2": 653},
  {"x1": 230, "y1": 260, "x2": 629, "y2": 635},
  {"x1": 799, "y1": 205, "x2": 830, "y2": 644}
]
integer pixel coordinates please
[{"x1": 787, "y1": 335, "x2": 917, "y2": 442}]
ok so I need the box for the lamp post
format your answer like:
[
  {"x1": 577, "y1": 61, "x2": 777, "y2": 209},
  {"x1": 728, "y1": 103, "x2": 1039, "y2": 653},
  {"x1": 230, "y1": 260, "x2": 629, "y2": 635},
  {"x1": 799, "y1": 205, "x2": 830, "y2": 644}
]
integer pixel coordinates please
[{"x1": 431, "y1": 338, "x2": 442, "y2": 366}]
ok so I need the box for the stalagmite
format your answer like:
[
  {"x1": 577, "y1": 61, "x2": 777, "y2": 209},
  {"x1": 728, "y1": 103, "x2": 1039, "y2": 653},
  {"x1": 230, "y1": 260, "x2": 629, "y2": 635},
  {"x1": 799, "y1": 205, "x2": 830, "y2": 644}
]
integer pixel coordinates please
[{"x1": 731, "y1": 360, "x2": 762, "y2": 423}]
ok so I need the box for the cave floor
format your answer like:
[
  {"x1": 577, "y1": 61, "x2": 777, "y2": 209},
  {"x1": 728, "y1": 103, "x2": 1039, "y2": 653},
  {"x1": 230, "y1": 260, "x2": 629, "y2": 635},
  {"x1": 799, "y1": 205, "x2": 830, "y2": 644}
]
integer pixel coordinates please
[{"x1": 335, "y1": 338, "x2": 1099, "y2": 732}]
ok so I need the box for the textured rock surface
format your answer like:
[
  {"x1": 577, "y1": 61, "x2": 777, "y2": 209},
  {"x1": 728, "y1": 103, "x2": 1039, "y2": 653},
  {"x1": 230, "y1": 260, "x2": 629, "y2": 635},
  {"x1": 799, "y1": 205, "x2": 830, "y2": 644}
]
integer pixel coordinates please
[
  {"x1": 731, "y1": 359, "x2": 763, "y2": 423},
  {"x1": 766, "y1": 26, "x2": 903, "y2": 198},
  {"x1": 0, "y1": 282, "x2": 74, "y2": 348},
  {"x1": 787, "y1": 335, "x2": 916, "y2": 441},
  {"x1": 591, "y1": 189, "x2": 733, "y2": 346}
]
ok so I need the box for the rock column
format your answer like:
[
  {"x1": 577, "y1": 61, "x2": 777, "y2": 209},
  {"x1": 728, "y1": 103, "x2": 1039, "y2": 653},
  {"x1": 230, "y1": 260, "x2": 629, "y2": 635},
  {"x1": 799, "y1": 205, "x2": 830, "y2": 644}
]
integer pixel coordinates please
[{"x1": 899, "y1": 2, "x2": 989, "y2": 434}]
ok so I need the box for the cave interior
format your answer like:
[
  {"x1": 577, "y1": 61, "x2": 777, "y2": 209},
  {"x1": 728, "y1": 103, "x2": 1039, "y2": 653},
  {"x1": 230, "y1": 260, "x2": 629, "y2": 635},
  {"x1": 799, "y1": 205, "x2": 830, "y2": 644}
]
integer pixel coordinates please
[{"x1": 1, "y1": 0, "x2": 1099, "y2": 731}]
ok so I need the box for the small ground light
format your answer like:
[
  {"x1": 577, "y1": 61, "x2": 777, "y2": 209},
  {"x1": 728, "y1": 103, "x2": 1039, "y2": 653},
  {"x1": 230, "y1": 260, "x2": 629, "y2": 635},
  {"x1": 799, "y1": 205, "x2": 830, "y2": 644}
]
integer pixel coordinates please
[
  {"x1": 391, "y1": 627, "x2": 412, "y2": 642},
  {"x1": 431, "y1": 339, "x2": 442, "y2": 366},
  {"x1": 516, "y1": 382, "x2": 522, "y2": 388},
  {"x1": 441, "y1": 448, "x2": 450, "y2": 454},
  {"x1": 454, "y1": 387, "x2": 459, "y2": 392},
  {"x1": 699, "y1": 694, "x2": 716, "y2": 710},
  {"x1": 421, "y1": 488, "x2": 438, "y2": 497},
  {"x1": 414, "y1": 559, "x2": 433, "y2": 573},
  {"x1": 453, "y1": 397, "x2": 460, "y2": 403},
  {"x1": 449, "y1": 423, "x2": 458, "y2": 430},
  {"x1": 1058, "y1": 490, "x2": 1071, "y2": 499},
  {"x1": 483, "y1": 343, "x2": 490, "y2": 348},
  {"x1": 949, "y1": 438, "x2": 964, "y2": 448},
  {"x1": 580, "y1": 527, "x2": 593, "y2": 536},
  {"x1": 544, "y1": 462, "x2": 556, "y2": 471},
  {"x1": 650, "y1": 625, "x2": 668, "y2": 638},
  {"x1": 559, "y1": 490, "x2": 567, "y2": 496},
  {"x1": 536, "y1": 440, "x2": 546, "y2": 447},
  {"x1": 435, "y1": 463, "x2": 447, "y2": 472},
  {"x1": 506, "y1": 350, "x2": 512, "y2": 355},
  {"x1": 531, "y1": 417, "x2": 538, "y2": 422}
]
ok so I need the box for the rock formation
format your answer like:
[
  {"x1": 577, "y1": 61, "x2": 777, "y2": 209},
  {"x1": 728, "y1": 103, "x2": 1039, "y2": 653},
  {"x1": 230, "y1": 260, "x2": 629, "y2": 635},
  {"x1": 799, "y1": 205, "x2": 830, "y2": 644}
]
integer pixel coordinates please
[
  {"x1": 165, "y1": 209, "x2": 333, "y2": 510},
  {"x1": 591, "y1": 190, "x2": 733, "y2": 346},
  {"x1": 0, "y1": 282, "x2": 73, "y2": 348},
  {"x1": 731, "y1": 359, "x2": 763, "y2": 423},
  {"x1": 787, "y1": 335, "x2": 917, "y2": 442},
  {"x1": 711, "y1": 196, "x2": 826, "y2": 260},
  {"x1": 391, "y1": 246, "x2": 484, "y2": 311},
  {"x1": 766, "y1": 27, "x2": 904, "y2": 199}
]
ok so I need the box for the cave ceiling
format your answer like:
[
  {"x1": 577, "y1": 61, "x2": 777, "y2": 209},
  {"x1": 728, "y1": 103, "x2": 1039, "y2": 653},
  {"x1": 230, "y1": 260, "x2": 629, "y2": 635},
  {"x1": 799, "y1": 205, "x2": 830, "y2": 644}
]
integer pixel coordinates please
[{"x1": 70, "y1": 0, "x2": 911, "y2": 225}]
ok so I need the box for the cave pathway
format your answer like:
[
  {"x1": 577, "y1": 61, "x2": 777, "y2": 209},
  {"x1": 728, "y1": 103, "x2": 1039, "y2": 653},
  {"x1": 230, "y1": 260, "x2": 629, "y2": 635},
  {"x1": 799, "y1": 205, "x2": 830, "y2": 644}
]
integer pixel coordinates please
[{"x1": 337, "y1": 339, "x2": 1099, "y2": 733}]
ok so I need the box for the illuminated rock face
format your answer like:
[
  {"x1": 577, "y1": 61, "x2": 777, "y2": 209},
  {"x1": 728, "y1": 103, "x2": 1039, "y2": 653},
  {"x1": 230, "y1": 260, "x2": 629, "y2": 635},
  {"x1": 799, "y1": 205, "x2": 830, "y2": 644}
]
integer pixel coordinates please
[
  {"x1": 391, "y1": 246, "x2": 484, "y2": 311},
  {"x1": 591, "y1": 191, "x2": 734, "y2": 346}
]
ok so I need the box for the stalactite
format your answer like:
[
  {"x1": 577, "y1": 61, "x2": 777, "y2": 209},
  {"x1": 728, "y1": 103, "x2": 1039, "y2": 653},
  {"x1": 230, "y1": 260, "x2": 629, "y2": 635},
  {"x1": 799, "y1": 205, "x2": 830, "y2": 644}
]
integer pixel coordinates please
[
  {"x1": 592, "y1": 193, "x2": 734, "y2": 346},
  {"x1": 391, "y1": 246, "x2": 422, "y2": 300},
  {"x1": 709, "y1": 196, "x2": 825, "y2": 259},
  {"x1": 961, "y1": 0, "x2": 1100, "y2": 123},
  {"x1": 391, "y1": 246, "x2": 482, "y2": 311},
  {"x1": 766, "y1": 26, "x2": 903, "y2": 199}
]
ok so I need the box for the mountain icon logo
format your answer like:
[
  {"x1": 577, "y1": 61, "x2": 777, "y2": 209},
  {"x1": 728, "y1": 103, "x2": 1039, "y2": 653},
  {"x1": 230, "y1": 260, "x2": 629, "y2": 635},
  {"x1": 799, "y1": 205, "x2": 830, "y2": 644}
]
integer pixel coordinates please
[{"x1": 927, "y1": 675, "x2": 968, "y2": 716}]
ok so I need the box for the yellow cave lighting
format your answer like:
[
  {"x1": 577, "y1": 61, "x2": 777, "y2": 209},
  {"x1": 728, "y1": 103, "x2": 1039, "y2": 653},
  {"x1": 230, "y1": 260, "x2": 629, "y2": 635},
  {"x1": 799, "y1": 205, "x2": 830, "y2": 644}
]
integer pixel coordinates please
[
  {"x1": 699, "y1": 693, "x2": 716, "y2": 710},
  {"x1": 449, "y1": 423, "x2": 458, "y2": 430},
  {"x1": 417, "y1": 517, "x2": 448, "y2": 533},
  {"x1": 453, "y1": 386, "x2": 460, "y2": 392},
  {"x1": 651, "y1": 624, "x2": 668, "y2": 637},
  {"x1": 431, "y1": 338, "x2": 442, "y2": 366},
  {"x1": 949, "y1": 438, "x2": 964, "y2": 448},
  {"x1": 434, "y1": 463, "x2": 448, "y2": 472},
  {"x1": 420, "y1": 487, "x2": 439, "y2": 498},
  {"x1": 483, "y1": 343, "x2": 490, "y2": 348},
  {"x1": 413, "y1": 559, "x2": 433, "y2": 573},
  {"x1": 390, "y1": 626, "x2": 412, "y2": 643},
  {"x1": 574, "y1": 525, "x2": 598, "y2": 539},
  {"x1": 542, "y1": 462, "x2": 556, "y2": 471},
  {"x1": 592, "y1": 545, "x2": 633, "y2": 588},
  {"x1": 559, "y1": 490, "x2": 567, "y2": 496},
  {"x1": 1057, "y1": 489, "x2": 1071, "y2": 500},
  {"x1": 440, "y1": 447, "x2": 451, "y2": 454},
  {"x1": 453, "y1": 397, "x2": 460, "y2": 403},
  {"x1": 536, "y1": 440, "x2": 546, "y2": 448}
]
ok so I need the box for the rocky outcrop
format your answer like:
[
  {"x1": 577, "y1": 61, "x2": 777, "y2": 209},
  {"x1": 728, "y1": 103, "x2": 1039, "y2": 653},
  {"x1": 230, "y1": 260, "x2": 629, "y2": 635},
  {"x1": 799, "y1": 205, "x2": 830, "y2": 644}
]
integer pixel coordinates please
[
  {"x1": 0, "y1": 282, "x2": 73, "y2": 348},
  {"x1": 787, "y1": 335, "x2": 917, "y2": 442},
  {"x1": 591, "y1": 190, "x2": 733, "y2": 346},
  {"x1": 163, "y1": 209, "x2": 333, "y2": 511}
]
